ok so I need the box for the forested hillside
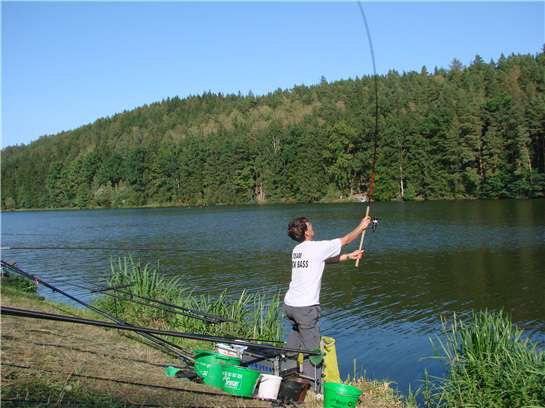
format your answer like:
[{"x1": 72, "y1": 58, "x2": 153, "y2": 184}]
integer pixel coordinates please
[{"x1": 2, "y1": 50, "x2": 544, "y2": 209}]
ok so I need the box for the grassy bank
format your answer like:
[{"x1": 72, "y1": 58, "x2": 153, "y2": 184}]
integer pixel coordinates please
[
  {"x1": 1, "y1": 273, "x2": 270, "y2": 407},
  {"x1": 4, "y1": 262, "x2": 541, "y2": 407},
  {"x1": 1, "y1": 265, "x2": 406, "y2": 407}
]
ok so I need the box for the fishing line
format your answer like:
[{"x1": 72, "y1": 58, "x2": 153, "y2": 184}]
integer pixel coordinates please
[
  {"x1": 357, "y1": 1, "x2": 379, "y2": 205},
  {"x1": 354, "y1": 1, "x2": 380, "y2": 267},
  {"x1": 1, "y1": 245, "x2": 204, "y2": 253}
]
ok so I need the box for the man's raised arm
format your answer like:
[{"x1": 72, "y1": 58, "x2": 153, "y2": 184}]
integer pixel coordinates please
[{"x1": 339, "y1": 216, "x2": 372, "y2": 246}]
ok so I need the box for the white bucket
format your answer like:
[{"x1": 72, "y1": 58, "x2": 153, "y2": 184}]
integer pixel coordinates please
[{"x1": 257, "y1": 374, "x2": 282, "y2": 400}]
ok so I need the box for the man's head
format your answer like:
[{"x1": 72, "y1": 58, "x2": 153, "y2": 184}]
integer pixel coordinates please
[{"x1": 288, "y1": 217, "x2": 314, "y2": 242}]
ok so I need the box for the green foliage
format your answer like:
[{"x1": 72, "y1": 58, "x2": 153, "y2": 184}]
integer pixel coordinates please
[
  {"x1": 2, "y1": 50, "x2": 545, "y2": 209},
  {"x1": 94, "y1": 257, "x2": 284, "y2": 345},
  {"x1": 1, "y1": 273, "x2": 38, "y2": 294},
  {"x1": 422, "y1": 310, "x2": 545, "y2": 407}
]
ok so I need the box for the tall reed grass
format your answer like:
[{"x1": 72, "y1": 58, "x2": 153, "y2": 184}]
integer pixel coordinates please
[
  {"x1": 421, "y1": 310, "x2": 545, "y2": 407},
  {"x1": 94, "y1": 257, "x2": 284, "y2": 348}
]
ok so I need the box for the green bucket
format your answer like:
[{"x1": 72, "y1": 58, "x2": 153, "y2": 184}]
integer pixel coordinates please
[
  {"x1": 193, "y1": 350, "x2": 241, "y2": 365},
  {"x1": 323, "y1": 382, "x2": 363, "y2": 408},
  {"x1": 193, "y1": 351, "x2": 242, "y2": 389},
  {"x1": 222, "y1": 364, "x2": 261, "y2": 398},
  {"x1": 194, "y1": 355, "x2": 225, "y2": 388}
]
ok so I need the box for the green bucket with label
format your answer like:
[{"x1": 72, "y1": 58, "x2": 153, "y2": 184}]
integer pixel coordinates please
[
  {"x1": 194, "y1": 355, "x2": 225, "y2": 388},
  {"x1": 193, "y1": 351, "x2": 241, "y2": 389},
  {"x1": 323, "y1": 381, "x2": 363, "y2": 408},
  {"x1": 222, "y1": 364, "x2": 261, "y2": 397}
]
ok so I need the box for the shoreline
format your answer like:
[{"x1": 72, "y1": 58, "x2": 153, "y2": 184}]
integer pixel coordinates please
[{"x1": 3, "y1": 195, "x2": 543, "y2": 213}]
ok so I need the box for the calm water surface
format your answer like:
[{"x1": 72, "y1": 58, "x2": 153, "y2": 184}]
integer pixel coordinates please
[{"x1": 2, "y1": 200, "x2": 544, "y2": 394}]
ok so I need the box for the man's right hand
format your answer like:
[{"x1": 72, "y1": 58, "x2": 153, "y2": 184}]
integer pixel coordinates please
[
  {"x1": 340, "y1": 215, "x2": 373, "y2": 246},
  {"x1": 360, "y1": 215, "x2": 372, "y2": 231}
]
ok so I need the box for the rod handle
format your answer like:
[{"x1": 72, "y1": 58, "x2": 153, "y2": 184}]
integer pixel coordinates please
[{"x1": 355, "y1": 206, "x2": 371, "y2": 268}]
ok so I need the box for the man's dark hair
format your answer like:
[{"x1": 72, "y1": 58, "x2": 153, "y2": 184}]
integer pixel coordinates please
[{"x1": 288, "y1": 217, "x2": 309, "y2": 243}]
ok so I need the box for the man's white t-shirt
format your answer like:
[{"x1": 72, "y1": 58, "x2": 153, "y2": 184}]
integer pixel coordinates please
[{"x1": 284, "y1": 238, "x2": 342, "y2": 307}]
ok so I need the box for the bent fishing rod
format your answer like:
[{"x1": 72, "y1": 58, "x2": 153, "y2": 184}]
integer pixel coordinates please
[
  {"x1": 355, "y1": 1, "x2": 380, "y2": 267},
  {"x1": 0, "y1": 260, "x2": 194, "y2": 362},
  {"x1": 1, "y1": 306, "x2": 320, "y2": 356}
]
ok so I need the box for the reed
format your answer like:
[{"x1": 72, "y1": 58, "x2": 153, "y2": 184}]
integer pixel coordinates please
[
  {"x1": 423, "y1": 310, "x2": 545, "y2": 407},
  {"x1": 94, "y1": 257, "x2": 284, "y2": 348}
]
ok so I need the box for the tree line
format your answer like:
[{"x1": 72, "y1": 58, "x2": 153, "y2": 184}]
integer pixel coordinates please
[{"x1": 2, "y1": 49, "x2": 544, "y2": 210}]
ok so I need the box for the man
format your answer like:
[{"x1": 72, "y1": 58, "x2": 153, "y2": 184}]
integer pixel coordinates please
[{"x1": 283, "y1": 215, "x2": 371, "y2": 386}]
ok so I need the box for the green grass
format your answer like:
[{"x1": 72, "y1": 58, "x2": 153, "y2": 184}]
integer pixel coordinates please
[
  {"x1": 1, "y1": 272, "x2": 39, "y2": 295},
  {"x1": 421, "y1": 310, "x2": 545, "y2": 408},
  {"x1": 93, "y1": 257, "x2": 284, "y2": 349},
  {"x1": 1, "y1": 376, "x2": 132, "y2": 408}
]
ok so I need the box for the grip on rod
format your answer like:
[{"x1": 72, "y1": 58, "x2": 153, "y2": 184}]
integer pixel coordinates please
[{"x1": 355, "y1": 206, "x2": 371, "y2": 267}]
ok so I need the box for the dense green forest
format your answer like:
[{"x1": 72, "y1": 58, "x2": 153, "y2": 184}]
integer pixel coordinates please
[{"x1": 2, "y1": 50, "x2": 544, "y2": 209}]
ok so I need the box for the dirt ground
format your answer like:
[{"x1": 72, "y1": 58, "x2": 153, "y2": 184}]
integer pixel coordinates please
[{"x1": 1, "y1": 288, "x2": 272, "y2": 407}]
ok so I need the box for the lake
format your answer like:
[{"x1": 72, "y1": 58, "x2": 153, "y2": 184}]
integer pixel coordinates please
[{"x1": 2, "y1": 199, "x2": 544, "y2": 395}]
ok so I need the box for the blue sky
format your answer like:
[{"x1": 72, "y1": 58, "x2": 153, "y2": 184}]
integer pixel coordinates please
[{"x1": 2, "y1": 1, "x2": 544, "y2": 147}]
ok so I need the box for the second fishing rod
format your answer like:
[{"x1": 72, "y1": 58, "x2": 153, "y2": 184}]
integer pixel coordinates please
[
  {"x1": 1, "y1": 260, "x2": 194, "y2": 362},
  {"x1": 63, "y1": 278, "x2": 286, "y2": 344}
]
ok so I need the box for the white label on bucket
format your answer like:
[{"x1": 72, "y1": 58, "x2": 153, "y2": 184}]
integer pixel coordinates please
[{"x1": 225, "y1": 380, "x2": 239, "y2": 387}]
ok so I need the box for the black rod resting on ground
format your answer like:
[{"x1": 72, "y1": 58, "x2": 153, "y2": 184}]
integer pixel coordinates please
[
  {"x1": 93, "y1": 289, "x2": 284, "y2": 343},
  {"x1": 76, "y1": 282, "x2": 286, "y2": 343},
  {"x1": 0, "y1": 306, "x2": 319, "y2": 355},
  {"x1": 20, "y1": 264, "x2": 286, "y2": 343},
  {"x1": 63, "y1": 279, "x2": 231, "y2": 324},
  {"x1": 92, "y1": 283, "x2": 237, "y2": 323},
  {"x1": 3, "y1": 260, "x2": 286, "y2": 345},
  {"x1": 0, "y1": 260, "x2": 194, "y2": 362},
  {"x1": 102, "y1": 287, "x2": 234, "y2": 322},
  {"x1": 79, "y1": 275, "x2": 290, "y2": 344}
]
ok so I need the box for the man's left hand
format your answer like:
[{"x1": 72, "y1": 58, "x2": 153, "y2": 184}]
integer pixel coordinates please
[{"x1": 347, "y1": 249, "x2": 364, "y2": 260}]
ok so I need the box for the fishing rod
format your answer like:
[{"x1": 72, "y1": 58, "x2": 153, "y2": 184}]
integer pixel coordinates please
[
  {"x1": 355, "y1": 1, "x2": 380, "y2": 268},
  {"x1": 0, "y1": 260, "x2": 194, "y2": 362},
  {"x1": 99, "y1": 286, "x2": 237, "y2": 324},
  {"x1": 2, "y1": 261, "x2": 284, "y2": 345},
  {"x1": 65, "y1": 280, "x2": 285, "y2": 344},
  {"x1": 2, "y1": 249, "x2": 238, "y2": 323},
  {"x1": 63, "y1": 280, "x2": 233, "y2": 324},
  {"x1": 1, "y1": 306, "x2": 320, "y2": 356}
]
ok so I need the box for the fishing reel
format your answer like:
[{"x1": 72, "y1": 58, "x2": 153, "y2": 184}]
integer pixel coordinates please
[{"x1": 371, "y1": 217, "x2": 379, "y2": 232}]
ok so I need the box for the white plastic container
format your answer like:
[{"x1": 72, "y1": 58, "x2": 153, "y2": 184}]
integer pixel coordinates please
[
  {"x1": 215, "y1": 342, "x2": 246, "y2": 359},
  {"x1": 257, "y1": 373, "x2": 282, "y2": 400}
]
